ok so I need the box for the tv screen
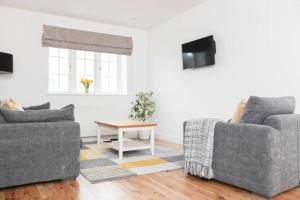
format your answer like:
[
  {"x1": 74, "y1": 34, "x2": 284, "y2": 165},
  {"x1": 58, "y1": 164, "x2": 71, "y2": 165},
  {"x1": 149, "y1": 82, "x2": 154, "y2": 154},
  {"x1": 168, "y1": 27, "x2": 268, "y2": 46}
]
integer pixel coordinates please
[
  {"x1": 182, "y1": 35, "x2": 216, "y2": 69},
  {"x1": 0, "y1": 52, "x2": 13, "y2": 74}
]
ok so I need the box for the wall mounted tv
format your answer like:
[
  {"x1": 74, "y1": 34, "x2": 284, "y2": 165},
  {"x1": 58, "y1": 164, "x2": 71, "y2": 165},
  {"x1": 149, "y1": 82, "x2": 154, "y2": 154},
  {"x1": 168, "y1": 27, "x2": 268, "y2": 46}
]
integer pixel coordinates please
[
  {"x1": 182, "y1": 35, "x2": 216, "y2": 69},
  {"x1": 0, "y1": 52, "x2": 13, "y2": 74}
]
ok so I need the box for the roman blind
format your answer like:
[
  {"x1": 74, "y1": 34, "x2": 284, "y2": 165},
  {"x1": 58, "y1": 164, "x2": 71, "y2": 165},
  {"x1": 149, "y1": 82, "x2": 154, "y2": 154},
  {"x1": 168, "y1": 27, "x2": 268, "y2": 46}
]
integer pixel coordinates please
[{"x1": 42, "y1": 25, "x2": 133, "y2": 55}]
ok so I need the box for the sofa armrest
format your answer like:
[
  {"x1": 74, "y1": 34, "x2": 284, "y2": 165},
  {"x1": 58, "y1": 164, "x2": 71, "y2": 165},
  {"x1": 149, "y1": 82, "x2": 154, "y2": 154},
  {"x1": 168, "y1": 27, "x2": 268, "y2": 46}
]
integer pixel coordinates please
[
  {"x1": 263, "y1": 114, "x2": 300, "y2": 132},
  {"x1": 0, "y1": 121, "x2": 81, "y2": 188},
  {"x1": 0, "y1": 121, "x2": 80, "y2": 159},
  {"x1": 212, "y1": 122, "x2": 281, "y2": 197},
  {"x1": 263, "y1": 114, "x2": 300, "y2": 193}
]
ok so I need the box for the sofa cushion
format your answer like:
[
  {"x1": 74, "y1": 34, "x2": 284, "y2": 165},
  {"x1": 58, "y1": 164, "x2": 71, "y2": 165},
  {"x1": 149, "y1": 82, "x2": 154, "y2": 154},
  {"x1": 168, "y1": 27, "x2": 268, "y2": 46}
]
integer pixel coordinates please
[
  {"x1": 0, "y1": 104, "x2": 74, "y2": 123},
  {"x1": 240, "y1": 96, "x2": 295, "y2": 124},
  {"x1": 23, "y1": 102, "x2": 50, "y2": 110}
]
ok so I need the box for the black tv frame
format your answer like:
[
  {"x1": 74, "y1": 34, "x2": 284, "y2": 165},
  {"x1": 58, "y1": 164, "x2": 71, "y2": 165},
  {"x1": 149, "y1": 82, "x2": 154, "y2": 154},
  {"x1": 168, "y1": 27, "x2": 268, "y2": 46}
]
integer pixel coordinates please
[{"x1": 182, "y1": 35, "x2": 216, "y2": 70}]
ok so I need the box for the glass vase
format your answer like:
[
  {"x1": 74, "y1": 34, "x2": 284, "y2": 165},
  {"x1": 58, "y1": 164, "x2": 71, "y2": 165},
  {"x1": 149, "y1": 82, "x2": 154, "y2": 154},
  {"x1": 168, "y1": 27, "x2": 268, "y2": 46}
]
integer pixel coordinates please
[{"x1": 84, "y1": 86, "x2": 89, "y2": 94}]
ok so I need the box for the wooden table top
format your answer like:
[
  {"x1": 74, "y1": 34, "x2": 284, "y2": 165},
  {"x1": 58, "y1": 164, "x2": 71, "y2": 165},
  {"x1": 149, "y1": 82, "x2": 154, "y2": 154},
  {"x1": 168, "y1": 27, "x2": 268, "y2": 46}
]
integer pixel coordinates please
[{"x1": 95, "y1": 120, "x2": 157, "y2": 128}]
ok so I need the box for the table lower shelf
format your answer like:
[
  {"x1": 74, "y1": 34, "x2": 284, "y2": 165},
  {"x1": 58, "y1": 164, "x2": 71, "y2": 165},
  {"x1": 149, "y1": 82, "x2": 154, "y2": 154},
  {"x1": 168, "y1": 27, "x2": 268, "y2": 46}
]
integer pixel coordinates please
[{"x1": 104, "y1": 138, "x2": 152, "y2": 152}]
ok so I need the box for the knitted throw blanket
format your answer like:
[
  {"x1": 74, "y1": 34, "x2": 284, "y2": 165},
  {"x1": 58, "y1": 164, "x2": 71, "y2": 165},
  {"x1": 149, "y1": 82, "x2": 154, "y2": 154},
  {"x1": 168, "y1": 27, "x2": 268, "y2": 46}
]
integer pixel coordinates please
[{"x1": 184, "y1": 118, "x2": 221, "y2": 179}]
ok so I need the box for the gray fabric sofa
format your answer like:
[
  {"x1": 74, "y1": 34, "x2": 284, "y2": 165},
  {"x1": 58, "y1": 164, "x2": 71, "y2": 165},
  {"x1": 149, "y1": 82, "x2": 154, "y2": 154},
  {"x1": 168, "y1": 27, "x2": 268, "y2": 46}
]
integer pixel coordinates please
[
  {"x1": 0, "y1": 107, "x2": 80, "y2": 188},
  {"x1": 184, "y1": 96, "x2": 300, "y2": 197},
  {"x1": 213, "y1": 114, "x2": 300, "y2": 197},
  {"x1": 184, "y1": 114, "x2": 300, "y2": 197}
]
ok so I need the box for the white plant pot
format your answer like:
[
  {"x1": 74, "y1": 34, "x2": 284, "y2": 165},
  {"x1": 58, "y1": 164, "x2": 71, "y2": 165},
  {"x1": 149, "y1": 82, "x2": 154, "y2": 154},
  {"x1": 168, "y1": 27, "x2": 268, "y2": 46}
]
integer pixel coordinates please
[{"x1": 138, "y1": 130, "x2": 150, "y2": 140}]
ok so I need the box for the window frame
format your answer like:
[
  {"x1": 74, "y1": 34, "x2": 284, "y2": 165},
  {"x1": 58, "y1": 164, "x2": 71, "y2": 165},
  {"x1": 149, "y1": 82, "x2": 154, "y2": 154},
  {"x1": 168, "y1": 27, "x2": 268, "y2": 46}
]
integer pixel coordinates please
[{"x1": 47, "y1": 48, "x2": 130, "y2": 96}]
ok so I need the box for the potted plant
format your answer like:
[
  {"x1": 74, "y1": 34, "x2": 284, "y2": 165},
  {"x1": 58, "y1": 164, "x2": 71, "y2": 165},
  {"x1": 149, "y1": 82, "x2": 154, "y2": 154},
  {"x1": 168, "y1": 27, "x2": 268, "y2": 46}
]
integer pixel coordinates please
[{"x1": 129, "y1": 91, "x2": 155, "y2": 139}]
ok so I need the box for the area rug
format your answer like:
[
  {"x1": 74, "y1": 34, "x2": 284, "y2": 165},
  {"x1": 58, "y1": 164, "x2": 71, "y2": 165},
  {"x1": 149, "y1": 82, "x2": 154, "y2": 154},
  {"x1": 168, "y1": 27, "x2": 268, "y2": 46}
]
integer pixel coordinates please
[{"x1": 80, "y1": 141, "x2": 184, "y2": 184}]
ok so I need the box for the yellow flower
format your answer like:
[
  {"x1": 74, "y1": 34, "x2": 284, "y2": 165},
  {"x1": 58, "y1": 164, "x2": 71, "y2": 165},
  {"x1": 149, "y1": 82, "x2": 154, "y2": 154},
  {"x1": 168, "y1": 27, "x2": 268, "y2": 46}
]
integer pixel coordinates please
[{"x1": 80, "y1": 77, "x2": 93, "y2": 86}]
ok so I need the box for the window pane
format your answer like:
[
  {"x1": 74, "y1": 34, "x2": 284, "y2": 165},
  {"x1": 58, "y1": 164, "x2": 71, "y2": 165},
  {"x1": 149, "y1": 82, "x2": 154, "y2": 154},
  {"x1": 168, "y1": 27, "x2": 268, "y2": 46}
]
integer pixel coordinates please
[
  {"x1": 121, "y1": 55, "x2": 128, "y2": 94},
  {"x1": 49, "y1": 74, "x2": 59, "y2": 91},
  {"x1": 109, "y1": 54, "x2": 117, "y2": 62},
  {"x1": 109, "y1": 62, "x2": 117, "y2": 77},
  {"x1": 77, "y1": 59, "x2": 85, "y2": 74},
  {"x1": 101, "y1": 53, "x2": 109, "y2": 61},
  {"x1": 86, "y1": 60, "x2": 94, "y2": 76},
  {"x1": 77, "y1": 76, "x2": 83, "y2": 92},
  {"x1": 76, "y1": 50, "x2": 95, "y2": 93},
  {"x1": 48, "y1": 48, "x2": 70, "y2": 92},
  {"x1": 59, "y1": 49, "x2": 69, "y2": 58},
  {"x1": 49, "y1": 57, "x2": 58, "y2": 73},
  {"x1": 101, "y1": 62, "x2": 109, "y2": 76},
  {"x1": 98, "y1": 53, "x2": 128, "y2": 94},
  {"x1": 59, "y1": 74, "x2": 69, "y2": 91},
  {"x1": 121, "y1": 55, "x2": 127, "y2": 67},
  {"x1": 77, "y1": 51, "x2": 85, "y2": 59},
  {"x1": 101, "y1": 77, "x2": 109, "y2": 92},
  {"x1": 86, "y1": 51, "x2": 94, "y2": 60},
  {"x1": 109, "y1": 77, "x2": 117, "y2": 93},
  {"x1": 59, "y1": 58, "x2": 69, "y2": 74},
  {"x1": 49, "y1": 48, "x2": 58, "y2": 57}
]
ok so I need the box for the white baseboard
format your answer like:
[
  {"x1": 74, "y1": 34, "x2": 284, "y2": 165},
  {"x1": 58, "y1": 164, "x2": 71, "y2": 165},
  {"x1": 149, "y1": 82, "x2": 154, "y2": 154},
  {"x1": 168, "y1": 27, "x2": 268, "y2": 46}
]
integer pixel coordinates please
[{"x1": 81, "y1": 136, "x2": 97, "y2": 142}]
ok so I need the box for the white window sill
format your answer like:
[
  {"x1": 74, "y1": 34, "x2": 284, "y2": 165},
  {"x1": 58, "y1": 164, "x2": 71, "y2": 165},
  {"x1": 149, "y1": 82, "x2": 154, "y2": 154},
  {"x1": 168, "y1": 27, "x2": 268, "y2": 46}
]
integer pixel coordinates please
[{"x1": 46, "y1": 92, "x2": 128, "y2": 96}]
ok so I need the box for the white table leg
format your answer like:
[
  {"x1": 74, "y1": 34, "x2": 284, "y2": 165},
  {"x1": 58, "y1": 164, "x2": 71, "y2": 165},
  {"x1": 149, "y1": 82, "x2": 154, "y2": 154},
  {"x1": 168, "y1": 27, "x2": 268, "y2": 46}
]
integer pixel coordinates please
[
  {"x1": 150, "y1": 127, "x2": 155, "y2": 155},
  {"x1": 97, "y1": 126, "x2": 101, "y2": 148},
  {"x1": 118, "y1": 128, "x2": 123, "y2": 159}
]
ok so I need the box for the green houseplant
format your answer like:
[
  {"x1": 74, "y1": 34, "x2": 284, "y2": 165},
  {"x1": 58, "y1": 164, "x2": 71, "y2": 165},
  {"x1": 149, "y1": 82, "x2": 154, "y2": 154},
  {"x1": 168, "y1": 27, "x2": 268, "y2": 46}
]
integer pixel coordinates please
[{"x1": 129, "y1": 91, "x2": 155, "y2": 139}]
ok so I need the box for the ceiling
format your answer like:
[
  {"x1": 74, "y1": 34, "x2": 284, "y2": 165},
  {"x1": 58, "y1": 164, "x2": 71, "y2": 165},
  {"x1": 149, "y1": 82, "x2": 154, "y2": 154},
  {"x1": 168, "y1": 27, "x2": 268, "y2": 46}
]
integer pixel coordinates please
[{"x1": 0, "y1": 0, "x2": 205, "y2": 29}]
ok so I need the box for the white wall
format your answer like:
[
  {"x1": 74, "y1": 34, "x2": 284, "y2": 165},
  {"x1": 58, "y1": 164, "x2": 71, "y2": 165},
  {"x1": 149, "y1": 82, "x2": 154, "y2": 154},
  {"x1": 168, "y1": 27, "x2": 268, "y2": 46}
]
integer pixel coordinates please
[
  {"x1": 0, "y1": 6, "x2": 149, "y2": 137},
  {"x1": 1, "y1": 0, "x2": 300, "y2": 143},
  {"x1": 148, "y1": 0, "x2": 300, "y2": 143},
  {"x1": 269, "y1": 0, "x2": 300, "y2": 95}
]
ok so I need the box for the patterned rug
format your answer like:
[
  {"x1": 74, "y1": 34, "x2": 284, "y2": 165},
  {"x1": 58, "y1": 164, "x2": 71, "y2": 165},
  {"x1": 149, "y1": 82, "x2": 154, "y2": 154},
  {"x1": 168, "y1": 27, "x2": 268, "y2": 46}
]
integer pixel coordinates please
[{"x1": 80, "y1": 141, "x2": 184, "y2": 183}]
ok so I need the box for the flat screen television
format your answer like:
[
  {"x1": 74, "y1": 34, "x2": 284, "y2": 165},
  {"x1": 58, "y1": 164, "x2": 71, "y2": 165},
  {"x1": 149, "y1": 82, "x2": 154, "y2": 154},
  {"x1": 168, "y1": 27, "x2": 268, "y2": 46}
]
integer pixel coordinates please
[
  {"x1": 0, "y1": 52, "x2": 13, "y2": 74},
  {"x1": 182, "y1": 35, "x2": 216, "y2": 69}
]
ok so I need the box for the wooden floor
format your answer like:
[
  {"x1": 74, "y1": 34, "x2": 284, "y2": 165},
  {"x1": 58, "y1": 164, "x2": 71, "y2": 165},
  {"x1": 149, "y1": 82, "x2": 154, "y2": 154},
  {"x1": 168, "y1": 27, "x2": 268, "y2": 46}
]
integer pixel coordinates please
[{"x1": 1, "y1": 140, "x2": 300, "y2": 200}]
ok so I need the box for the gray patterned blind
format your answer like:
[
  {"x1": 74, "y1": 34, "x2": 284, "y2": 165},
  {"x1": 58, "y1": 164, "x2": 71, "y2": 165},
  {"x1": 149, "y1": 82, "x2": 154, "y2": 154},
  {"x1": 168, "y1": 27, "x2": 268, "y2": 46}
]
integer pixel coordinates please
[{"x1": 42, "y1": 25, "x2": 133, "y2": 55}]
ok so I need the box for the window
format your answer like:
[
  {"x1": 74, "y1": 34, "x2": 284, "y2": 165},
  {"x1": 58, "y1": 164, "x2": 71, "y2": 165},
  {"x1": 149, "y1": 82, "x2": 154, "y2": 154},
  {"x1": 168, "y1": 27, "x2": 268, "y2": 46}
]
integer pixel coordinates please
[
  {"x1": 47, "y1": 48, "x2": 128, "y2": 95},
  {"x1": 48, "y1": 48, "x2": 69, "y2": 92},
  {"x1": 100, "y1": 53, "x2": 117, "y2": 93},
  {"x1": 76, "y1": 51, "x2": 95, "y2": 92}
]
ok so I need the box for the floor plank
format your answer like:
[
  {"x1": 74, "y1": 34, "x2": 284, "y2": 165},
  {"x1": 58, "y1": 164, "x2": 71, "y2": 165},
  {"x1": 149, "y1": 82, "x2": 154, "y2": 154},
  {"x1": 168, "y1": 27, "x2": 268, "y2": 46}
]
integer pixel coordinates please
[{"x1": 0, "y1": 140, "x2": 299, "y2": 200}]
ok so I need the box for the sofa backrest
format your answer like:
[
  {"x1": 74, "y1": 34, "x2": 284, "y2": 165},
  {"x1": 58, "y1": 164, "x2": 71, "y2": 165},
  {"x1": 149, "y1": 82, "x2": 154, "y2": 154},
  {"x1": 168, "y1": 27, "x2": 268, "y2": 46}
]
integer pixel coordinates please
[{"x1": 240, "y1": 96, "x2": 295, "y2": 124}]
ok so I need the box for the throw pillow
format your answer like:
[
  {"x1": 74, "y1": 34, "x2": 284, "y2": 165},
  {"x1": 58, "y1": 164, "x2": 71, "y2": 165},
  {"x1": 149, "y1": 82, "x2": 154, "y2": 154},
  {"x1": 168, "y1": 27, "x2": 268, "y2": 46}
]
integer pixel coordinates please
[
  {"x1": 231, "y1": 99, "x2": 247, "y2": 123},
  {"x1": 240, "y1": 96, "x2": 295, "y2": 124},
  {"x1": 23, "y1": 102, "x2": 50, "y2": 110},
  {"x1": 0, "y1": 99, "x2": 24, "y2": 111},
  {"x1": 0, "y1": 104, "x2": 75, "y2": 123}
]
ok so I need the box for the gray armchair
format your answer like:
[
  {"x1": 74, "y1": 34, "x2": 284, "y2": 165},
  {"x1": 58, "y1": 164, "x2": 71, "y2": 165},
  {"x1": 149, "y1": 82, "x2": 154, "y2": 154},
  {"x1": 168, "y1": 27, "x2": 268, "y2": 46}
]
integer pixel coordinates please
[
  {"x1": 213, "y1": 114, "x2": 300, "y2": 197},
  {"x1": 185, "y1": 96, "x2": 300, "y2": 197}
]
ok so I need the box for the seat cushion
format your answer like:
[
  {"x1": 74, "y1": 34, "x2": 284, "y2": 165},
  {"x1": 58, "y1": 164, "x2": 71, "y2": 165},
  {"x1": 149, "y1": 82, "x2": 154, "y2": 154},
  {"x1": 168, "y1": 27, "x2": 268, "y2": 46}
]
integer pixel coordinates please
[
  {"x1": 240, "y1": 96, "x2": 295, "y2": 124},
  {"x1": 23, "y1": 102, "x2": 50, "y2": 110},
  {"x1": 0, "y1": 104, "x2": 74, "y2": 123}
]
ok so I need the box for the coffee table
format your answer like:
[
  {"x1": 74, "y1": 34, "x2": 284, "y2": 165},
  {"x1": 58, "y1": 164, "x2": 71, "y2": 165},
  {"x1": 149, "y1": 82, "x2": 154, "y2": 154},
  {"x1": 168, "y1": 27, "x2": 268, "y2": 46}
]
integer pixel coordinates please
[{"x1": 95, "y1": 120, "x2": 157, "y2": 159}]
